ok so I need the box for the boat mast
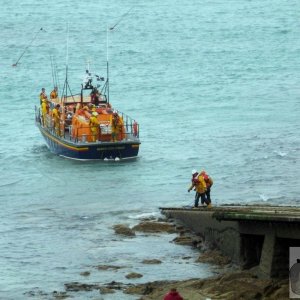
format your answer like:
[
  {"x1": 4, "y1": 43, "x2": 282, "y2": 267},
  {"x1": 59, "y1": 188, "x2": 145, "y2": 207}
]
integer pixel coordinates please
[
  {"x1": 61, "y1": 23, "x2": 74, "y2": 104},
  {"x1": 65, "y1": 23, "x2": 69, "y2": 103},
  {"x1": 106, "y1": 27, "x2": 110, "y2": 104}
]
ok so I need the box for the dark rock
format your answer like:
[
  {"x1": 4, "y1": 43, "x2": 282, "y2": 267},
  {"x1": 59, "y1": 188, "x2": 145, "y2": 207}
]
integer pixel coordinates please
[
  {"x1": 95, "y1": 264, "x2": 123, "y2": 271},
  {"x1": 175, "y1": 225, "x2": 185, "y2": 231},
  {"x1": 141, "y1": 259, "x2": 162, "y2": 264},
  {"x1": 105, "y1": 281, "x2": 125, "y2": 290},
  {"x1": 132, "y1": 221, "x2": 176, "y2": 233},
  {"x1": 113, "y1": 224, "x2": 136, "y2": 236},
  {"x1": 125, "y1": 272, "x2": 143, "y2": 279},
  {"x1": 24, "y1": 289, "x2": 48, "y2": 297},
  {"x1": 172, "y1": 236, "x2": 194, "y2": 246},
  {"x1": 196, "y1": 249, "x2": 231, "y2": 266},
  {"x1": 80, "y1": 271, "x2": 90, "y2": 276},
  {"x1": 64, "y1": 282, "x2": 100, "y2": 292},
  {"x1": 52, "y1": 291, "x2": 70, "y2": 299},
  {"x1": 99, "y1": 286, "x2": 115, "y2": 294}
]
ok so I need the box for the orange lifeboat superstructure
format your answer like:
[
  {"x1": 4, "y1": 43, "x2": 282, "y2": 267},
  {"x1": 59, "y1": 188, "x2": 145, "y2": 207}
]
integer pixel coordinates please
[{"x1": 71, "y1": 105, "x2": 126, "y2": 143}]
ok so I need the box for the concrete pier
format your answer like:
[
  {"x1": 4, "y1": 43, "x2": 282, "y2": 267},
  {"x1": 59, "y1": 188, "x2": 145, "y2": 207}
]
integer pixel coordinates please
[{"x1": 160, "y1": 205, "x2": 300, "y2": 278}]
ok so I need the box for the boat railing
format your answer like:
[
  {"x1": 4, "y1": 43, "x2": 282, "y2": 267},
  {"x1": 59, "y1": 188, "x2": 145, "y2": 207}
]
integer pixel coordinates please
[
  {"x1": 68, "y1": 119, "x2": 139, "y2": 144},
  {"x1": 35, "y1": 106, "x2": 140, "y2": 144}
]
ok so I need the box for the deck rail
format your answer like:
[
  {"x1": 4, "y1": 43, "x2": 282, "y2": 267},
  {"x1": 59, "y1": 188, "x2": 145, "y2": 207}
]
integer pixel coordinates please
[{"x1": 35, "y1": 106, "x2": 140, "y2": 143}]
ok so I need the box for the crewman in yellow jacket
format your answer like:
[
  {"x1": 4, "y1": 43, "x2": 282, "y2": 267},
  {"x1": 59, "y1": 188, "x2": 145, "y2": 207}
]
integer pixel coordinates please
[
  {"x1": 39, "y1": 88, "x2": 48, "y2": 104},
  {"x1": 41, "y1": 99, "x2": 48, "y2": 126},
  {"x1": 111, "y1": 112, "x2": 121, "y2": 141},
  {"x1": 89, "y1": 112, "x2": 99, "y2": 142},
  {"x1": 188, "y1": 170, "x2": 211, "y2": 208},
  {"x1": 52, "y1": 104, "x2": 61, "y2": 136}
]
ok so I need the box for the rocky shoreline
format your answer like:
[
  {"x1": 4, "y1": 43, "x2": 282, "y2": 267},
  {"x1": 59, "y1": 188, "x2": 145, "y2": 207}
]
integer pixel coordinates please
[
  {"x1": 111, "y1": 217, "x2": 288, "y2": 300},
  {"x1": 25, "y1": 216, "x2": 289, "y2": 299}
]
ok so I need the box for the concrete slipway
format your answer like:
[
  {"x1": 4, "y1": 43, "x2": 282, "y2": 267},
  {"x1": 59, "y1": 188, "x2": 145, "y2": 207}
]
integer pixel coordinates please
[{"x1": 160, "y1": 205, "x2": 300, "y2": 278}]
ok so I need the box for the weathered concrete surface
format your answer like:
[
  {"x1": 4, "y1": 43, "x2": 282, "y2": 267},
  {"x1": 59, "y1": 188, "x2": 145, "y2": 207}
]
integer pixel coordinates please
[
  {"x1": 161, "y1": 207, "x2": 240, "y2": 264},
  {"x1": 160, "y1": 205, "x2": 300, "y2": 279}
]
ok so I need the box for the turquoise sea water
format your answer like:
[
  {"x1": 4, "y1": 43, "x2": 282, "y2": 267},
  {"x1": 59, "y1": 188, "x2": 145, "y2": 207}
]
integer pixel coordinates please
[{"x1": 0, "y1": 0, "x2": 300, "y2": 299}]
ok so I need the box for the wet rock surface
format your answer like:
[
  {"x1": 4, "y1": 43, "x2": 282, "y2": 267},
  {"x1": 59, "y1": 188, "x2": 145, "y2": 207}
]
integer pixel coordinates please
[
  {"x1": 196, "y1": 249, "x2": 231, "y2": 266},
  {"x1": 113, "y1": 224, "x2": 136, "y2": 236},
  {"x1": 95, "y1": 264, "x2": 123, "y2": 271},
  {"x1": 125, "y1": 272, "x2": 143, "y2": 279},
  {"x1": 99, "y1": 286, "x2": 115, "y2": 294},
  {"x1": 52, "y1": 291, "x2": 70, "y2": 299},
  {"x1": 141, "y1": 259, "x2": 162, "y2": 264},
  {"x1": 103, "y1": 280, "x2": 127, "y2": 290},
  {"x1": 132, "y1": 221, "x2": 177, "y2": 233},
  {"x1": 64, "y1": 282, "x2": 101, "y2": 292},
  {"x1": 79, "y1": 271, "x2": 91, "y2": 276},
  {"x1": 123, "y1": 272, "x2": 288, "y2": 300},
  {"x1": 46, "y1": 216, "x2": 289, "y2": 299}
]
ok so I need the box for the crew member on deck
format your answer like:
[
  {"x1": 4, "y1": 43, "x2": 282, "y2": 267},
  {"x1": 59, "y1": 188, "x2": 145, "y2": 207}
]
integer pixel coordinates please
[
  {"x1": 89, "y1": 111, "x2": 99, "y2": 142},
  {"x1": 39, "y1": 88, "x2": 48, "y2": 104},
  {"x1": 111, "y1": 111, "x2": 121, "y2": 142},
  {"x1": 41, "y1": 99, "x2": 48, "y2": 126},
  {"x1": 52, "y1": 104, "x2": 61, "y2": 136},
  {"x1": 50, "y1": 87, "x2": 58, "y2": 99},
  {"x1": 83, "y1": 70, "x2": 93, "y2": 89},
  {"x1": 91, "y1": 88, "x2": 100, "y2": 106}
]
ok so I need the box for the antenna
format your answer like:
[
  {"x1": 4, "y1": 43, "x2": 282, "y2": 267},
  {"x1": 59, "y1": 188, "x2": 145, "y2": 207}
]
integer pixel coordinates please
[
  {"x1": 12, "y1": 28, "x2": 45, "y2": 67},
  {"x1": 106, "y1": 7, "x2": 134, "y2": 103},
  {"x1": 109, "y1": 6, "x2": 134, "y2": 31},
  {"x1": 50, "y1": 55, "x2": 55, "y2": 88},
  {"x1": 61, "y1": 23, "x2": 75, "y2": 103},
  {"x1": 66, "y1": 23, "x2": 69, "y2": 81}
]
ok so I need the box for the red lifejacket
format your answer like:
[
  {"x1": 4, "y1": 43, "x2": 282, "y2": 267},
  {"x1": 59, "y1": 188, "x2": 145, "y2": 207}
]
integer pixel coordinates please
[
  {"x1": 133, "y1": 121, "x2": 138, "y2": 136},
  {"x1": 192, "y1": 173, "x2": 199, "y2": 184}
]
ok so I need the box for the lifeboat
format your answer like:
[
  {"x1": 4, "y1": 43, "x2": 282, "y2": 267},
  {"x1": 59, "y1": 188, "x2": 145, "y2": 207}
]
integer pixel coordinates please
[{"x1": 35, "y1": 68, "x2": 140, "y2": 160}]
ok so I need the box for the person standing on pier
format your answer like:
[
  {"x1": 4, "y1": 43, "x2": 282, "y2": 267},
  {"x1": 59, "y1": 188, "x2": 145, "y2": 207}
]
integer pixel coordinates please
[
  {"x1": 200, "y1": 170, "x2": 213, "y2": 205},
  {"x1": 188, "y1": 169, "x2": 211, "y2": 208}
]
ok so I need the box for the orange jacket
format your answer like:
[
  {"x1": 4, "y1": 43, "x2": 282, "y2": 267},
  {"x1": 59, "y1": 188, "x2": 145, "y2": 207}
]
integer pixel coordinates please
[{"x1": 50, "y1": 90, "x2": 58, "y2": 99}]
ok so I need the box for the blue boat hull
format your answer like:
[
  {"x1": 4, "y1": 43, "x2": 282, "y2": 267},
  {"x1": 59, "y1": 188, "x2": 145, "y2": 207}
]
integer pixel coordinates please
[{"x1": 38, "y1": 125, "x2": 140, "y2": 160}]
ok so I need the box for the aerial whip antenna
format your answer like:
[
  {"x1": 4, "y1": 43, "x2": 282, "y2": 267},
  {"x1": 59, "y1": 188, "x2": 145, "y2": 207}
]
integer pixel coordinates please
[
  {"x1": 50, "y1": 55, "x2": 60, "y2": 95},
  {"x1": 53, "y1": 56, "x2": 60, "y2": 92},
  {"x1": 106, "y1": 6, "x2": 134, "y2": 103},
  {"x1": 12, "y1": 27, "x2": 45, "y2": 67},
  {"x1": 109, "y1": 6, "x2": 134, "y2": 31},
  {"x1": 106, "y1": 26, "x2": 110, "y2": 103},
  {"x1": 50, "y1": 55, "x2": 55, "y2": 88}
]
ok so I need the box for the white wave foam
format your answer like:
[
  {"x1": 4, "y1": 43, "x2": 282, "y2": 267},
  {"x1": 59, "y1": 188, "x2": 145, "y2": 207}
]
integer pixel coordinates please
[
  {"x1": 128, "y1": 212, "x2": 160, "y2": 220},
  {"x1": 274, "y1": 150, "x2": 288, "y2": 157},
  {"x1": 259, "y1": 194, "x2": 269, "y2": 202}
]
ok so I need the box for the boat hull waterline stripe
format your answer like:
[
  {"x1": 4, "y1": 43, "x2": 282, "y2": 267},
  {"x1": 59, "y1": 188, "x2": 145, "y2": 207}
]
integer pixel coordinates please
[{"x1": 40, "y1": 127, "x2": 89, "y2": 152}]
